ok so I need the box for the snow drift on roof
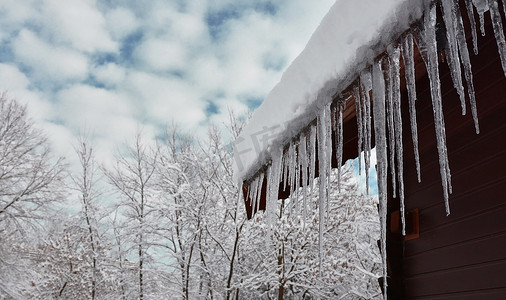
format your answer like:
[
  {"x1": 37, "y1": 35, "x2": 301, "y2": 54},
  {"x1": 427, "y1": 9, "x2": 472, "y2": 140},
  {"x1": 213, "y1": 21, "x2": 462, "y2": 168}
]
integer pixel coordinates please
[{"x1": 233, "y1": 0, "x2": 427, "y2": 183}]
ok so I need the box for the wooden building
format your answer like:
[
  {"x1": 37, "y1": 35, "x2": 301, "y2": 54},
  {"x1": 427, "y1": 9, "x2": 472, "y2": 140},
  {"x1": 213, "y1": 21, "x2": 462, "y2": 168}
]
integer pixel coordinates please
[{"x1": 235, "y1": 0, "x2": 506, "y2": 298}]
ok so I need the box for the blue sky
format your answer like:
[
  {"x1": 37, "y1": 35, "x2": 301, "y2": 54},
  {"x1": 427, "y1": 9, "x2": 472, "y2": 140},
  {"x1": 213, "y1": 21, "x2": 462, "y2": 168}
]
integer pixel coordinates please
[{"x1": 0, "y1": 0, "x2": 335, "y2": 167}]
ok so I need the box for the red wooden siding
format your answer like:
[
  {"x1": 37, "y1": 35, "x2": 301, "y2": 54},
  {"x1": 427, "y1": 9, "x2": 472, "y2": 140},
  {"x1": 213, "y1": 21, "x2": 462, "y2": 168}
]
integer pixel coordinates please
[{"x1": 391, "y1": 6, "x2": 506, "y2": 298}]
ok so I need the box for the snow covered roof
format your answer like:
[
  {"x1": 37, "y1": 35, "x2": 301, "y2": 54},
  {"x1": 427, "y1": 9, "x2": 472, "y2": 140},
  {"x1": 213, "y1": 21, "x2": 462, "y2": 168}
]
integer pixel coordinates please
[
  {"x1": 233, "y1": 0, "x2": 427, "y2": 183},
  {"x1": 234, "y1": 0, "x2": 506, "y2": 298}
]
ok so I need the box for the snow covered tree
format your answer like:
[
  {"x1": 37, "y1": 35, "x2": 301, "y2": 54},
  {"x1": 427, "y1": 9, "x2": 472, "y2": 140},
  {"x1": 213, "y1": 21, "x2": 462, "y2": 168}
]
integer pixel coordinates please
[
  {"x1": 194, "y1": 123, "x2": 247, "y2": 300},
  {"x1": 151, "y1": 115, "x2": 247, "y2": 299},
  {"x1": 0, "y1": 93, "x2": 66, "y2": 298},
  {"x1": 23, "y1": 219, "x2": 97, "y2": 299},
  {"x1": 0, "y1": 93, "x2": 66, "y2": 235},
  {"x1": 239, "y1": 165, "x2": 382, "y2": 299},
  {"x1": 68, "y1": 135, "x2": 101, "y2": 299},
  {"x1": 103, "y1": 132, "x2": 163, "y2": 299},
  {"x1": 154, "y1": 126, "x2": 207, "y2": 299},
  {"x1": 0, "y1": 97, "x2": 382, "y2": 299},
  {"x1": 13, "y1": 214, "x2": 120, "y2": 299},
  {"x1": 67, "y1": 134, "x2": 126, "y2": 299}
]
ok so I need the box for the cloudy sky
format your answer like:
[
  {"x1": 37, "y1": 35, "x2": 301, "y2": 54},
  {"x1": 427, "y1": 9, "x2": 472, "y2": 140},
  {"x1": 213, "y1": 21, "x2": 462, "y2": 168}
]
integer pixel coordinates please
[{"x1": 0, "y1": 0, "x2": 336, "y2": 166}]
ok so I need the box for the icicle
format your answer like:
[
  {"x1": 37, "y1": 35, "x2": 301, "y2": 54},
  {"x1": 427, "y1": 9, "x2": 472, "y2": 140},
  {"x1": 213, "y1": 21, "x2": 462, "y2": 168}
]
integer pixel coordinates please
[
  {"x1": 372, "y1": 57, "x2": 388, "y2": 300},
  {"x1": 332, "y1": 103, "x2": 338, "y2": 184},
  {"x1": 299, "y1": 133, "x2": 308, "y2": 226},
  {"x1": 441, "y1": 0, "x2": 467, "y2": 115},
  {"x1": 488, "y1": 0, "x2": 506, "y2": 77},
  {"x1": 254, "y1": 176, "x2": 261, "y2": 211},
  {"x1": 267, "y1": 152, "x2": 283, "y2": 233},
  {"x1": 401, "y1": 33, "x2": 422, "y2": 183},
  {"x1": 317, "y1": 103, "x2": 331, "y2": 277},
  {"x1": 453, "y1": 0, "x2": 481, "y2": 134},
  {"x1": 308, "y1": 124, "x2": 317, "y2": 199},
  {"x1": 249, "y1": 177, "x2": 258, "y2": 214},
  {"x1": 292, "y1": 140, "x2": 300, "y2": 215},
  {"x1": 336, "y1": 101, "x2": 344, "y2": 192},
  {"x1": 360, "y1": 68, "x2": 372, "y2": 194},
  {"x1": 503, "y1": 0, "x2": 506, "y2": 23},
  {"x1": 354, "y1": 84, "x2": 363, "y2": 176},
  {"x1": 288, "y1": 141, "x2": 296, "y2": 198},
  {"x1": 254, "y1": 172, "x2": 264, "y2": 215},
  {"x1": 389, "y1": 44, "x2": 406, "y2": 235},
  {"x1": 282, "y1": 149, "x2": 289, "y2": 191},
  {"x1": 258, "y1": 172, "x2": 264, "y2": 206},
  {"x1": 265, "y1": 166, "x2": 274, "y2": 233},
  {"x1": 473, "y1": 0, "x2": 489, "y2": 36},
  {"x1": 384, "y1": 57, "x2": 397, "y2": 198},
  {"x1": 421, "y1": 4, "x2": 452, "y2": 215},
  {"x1": 325, "y1": 103, "x2": 332, "y2": 220},
  {"x1": 465, "y1": 0, "x2": 479, "y2": 55},
  {"x1": 247, "y1": 177, "x2": 255, "y2": 208},
  {"x1": 247, "y1": 177, "x2": 255, "y2": 218}
]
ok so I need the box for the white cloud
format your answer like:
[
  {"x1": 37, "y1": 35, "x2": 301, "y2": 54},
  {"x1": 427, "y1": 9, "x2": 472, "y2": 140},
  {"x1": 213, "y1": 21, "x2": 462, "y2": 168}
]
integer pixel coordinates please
[
  {"x1": 169, "y1": 10, "x2": 208, "y2": 45},
  {"x1": 41, "y1": 0, "x2": 117, "y2": 53},
  {"x1": 56, "y1": 84, "x2": 134, "y2": 135},
  {"x1": 134, "y1": 37, "x2": 188, "y2": 72},
  {"x1": 124, "y1": 71, "x2": 207, "y2": 129},
  {"x1": 207, "y1": 96, "x2": 249, "y2": 128},
  {"x1": 92, "y1": 63, "x2": 127, "y2": 87},
  {"x1": 0, "y1": 63, "x2": 30, "y2": 90},
  {"x1": 12, "y1": 29, "x2": 89, "y2": 84},
  {"x1": 0, "y1": 63, "x2": 54, "y2": 122},
  {"x1": 40, "y1": 121, "x2": 77, "y2": 160},
  {"x1": 106, "y1": 7, "x2": 140, "y2": 40},
  {"x1": 198, "y1": 11, "x2": 287, "y2": 101},
  {"x1": 131, "y1": 3, "x2": 209, "y2": 73},
  {"x1": 141, "y1": 1, "x2": 179, "y2": 32},
  {"x1": 189, "y1": 55, "x2": 224, "y2": 92},
  {"x1": 0, "y1": 0, "x2": 339, "y2": 170},
  {"x1": 0, "y1": 0, "x2": 38, "y2": 43}
]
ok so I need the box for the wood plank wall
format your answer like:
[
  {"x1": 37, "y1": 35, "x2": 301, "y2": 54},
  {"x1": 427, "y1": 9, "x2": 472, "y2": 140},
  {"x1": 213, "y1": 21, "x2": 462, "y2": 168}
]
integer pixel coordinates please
[{"x1": 389, "y1": 4, "x2": 506, "y2": 298}]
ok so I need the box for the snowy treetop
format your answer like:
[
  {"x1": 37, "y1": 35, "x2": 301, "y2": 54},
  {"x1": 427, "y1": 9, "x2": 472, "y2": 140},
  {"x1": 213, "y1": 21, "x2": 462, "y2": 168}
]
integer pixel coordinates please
[{"x1": 233, "y1": 0, "x2": 426, "y2": 183}]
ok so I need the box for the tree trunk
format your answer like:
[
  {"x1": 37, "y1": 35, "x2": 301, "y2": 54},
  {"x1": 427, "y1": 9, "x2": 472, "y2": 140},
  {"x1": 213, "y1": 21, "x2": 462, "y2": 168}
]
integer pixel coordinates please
[
  {"x1": 84, "y1": 203, "x2": 96, "y2": 300},
  {"x1": 226, "y1": 228, "x2": 240, "y2": 300},
  {"x1": 278, "y1": 284, "x2": 284, "y2": 300},
  {"x1": 277, "y1": 243, "x2": 284, "y2": 300},
  {"x1": 139, "y1": 243, "x2": 144, "y2": 300}
]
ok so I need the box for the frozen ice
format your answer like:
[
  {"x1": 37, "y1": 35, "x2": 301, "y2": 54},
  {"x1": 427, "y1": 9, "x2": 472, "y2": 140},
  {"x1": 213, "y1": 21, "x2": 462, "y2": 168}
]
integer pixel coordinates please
[
  {"x1": 401, "y1": 33, "x2": 422, "y2": 183},
  {"x1": 441, "y1": 0, "x2": 467, "y2": 115},
  {"x1": 336, "y1": 102, "x2": 344, "y2": 192},
  {"x1": 388, "y1": 45, "x2": 406, "y2": 235},
  {"x1": 465, "y1": 0, "x2": 479, "y2": 54},
  {"x1": 360, "y1": 68, "x2": 373, "y2": 195},
  {"x1": 249, "y1": 176, "x2": 258, "y2": 212},
  {"x1": 317, "y1": 105, "x2": 332, "y2": 276},
  {"x1": 289, "y1": 141, "x2": 296, "y2": 198},
  {"x1": 309, "y1": 124, "x2": 317, "y2": 202},
  {"x1": 235, "y1": 1, "x2": 506, "y2": 296},
  {"x1": 354, "y1": 84, "x2": 363, "y2": 176},
  {"x1": 473, "y1": 0, "x2": 489, "y2": 36},
  {"x1": 453, "y1": 0, "x2": 480, "y2": 134},
  {"x1": 421, "y1": 4, "x2": 452, "y2": 215},
  {"x1": 384, "y1": 56, "x2": 397, "y2": 199},
  {"x1": 267, "y1": 152, "x2": 283, "y2": 235},
  {"x1": 299, "y1": 133, "x2": 308, "y2": 225},
  {"x1": 282, "y1": 148, "x2": 289, "y2": 191},
  {"x1": 372, "y1": 58, "x2": 388, "y2": 300},
  {"x1": 265, "y1": 165, "x2": 273, "y2": 233},
  {"x1": 255, "y1": 173, "x2": 264, "y2": 214},
  {"x1": 234, "y1": 0, "x2": 426, "y2": 183},
  {"x1": 488, "y1": 0, "x2": 506, "y2": 77}
]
